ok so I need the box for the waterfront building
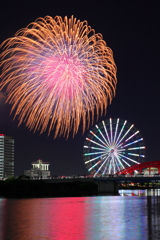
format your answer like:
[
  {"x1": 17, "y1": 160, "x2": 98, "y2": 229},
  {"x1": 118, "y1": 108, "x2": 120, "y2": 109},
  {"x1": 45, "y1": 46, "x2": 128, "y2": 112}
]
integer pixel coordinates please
[
  {"x1": 143, "y1": 167, "x2": 158, "y2": 175},
  {"x1": 24, "y1": 159, "x2": 50, "y2": 178},
  {"x1": 0, "y1": 134, "x2": 14, "y2": 178}
]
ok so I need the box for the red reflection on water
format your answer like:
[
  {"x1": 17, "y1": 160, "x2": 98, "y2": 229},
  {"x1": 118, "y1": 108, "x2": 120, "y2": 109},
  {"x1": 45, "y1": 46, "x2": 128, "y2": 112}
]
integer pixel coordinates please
[
  {"x1": 0, "y1": 197, "x2": 87, "y2": 240},
  {"x1": 49, "y1": 197, "x2": 86, "y2": 240}
]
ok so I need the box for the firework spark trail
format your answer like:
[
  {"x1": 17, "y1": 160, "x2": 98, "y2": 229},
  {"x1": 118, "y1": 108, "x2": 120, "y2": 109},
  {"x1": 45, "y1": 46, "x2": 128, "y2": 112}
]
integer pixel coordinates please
[{"x1": 0, "y1": 15, "x2": 117, "y2": 138}]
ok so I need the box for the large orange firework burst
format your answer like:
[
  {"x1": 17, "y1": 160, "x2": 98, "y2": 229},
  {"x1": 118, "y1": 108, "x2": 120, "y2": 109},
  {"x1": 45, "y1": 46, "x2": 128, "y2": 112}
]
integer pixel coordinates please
[{"x1": 0, "y1": 15, "x2": 117, "y2": 138}]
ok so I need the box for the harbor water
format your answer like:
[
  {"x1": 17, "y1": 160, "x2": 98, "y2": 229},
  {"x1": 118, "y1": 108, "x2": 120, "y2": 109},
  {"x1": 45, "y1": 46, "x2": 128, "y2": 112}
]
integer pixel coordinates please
[{"x1": 0, "y1": 189, "x2": 160, "y2": 240}]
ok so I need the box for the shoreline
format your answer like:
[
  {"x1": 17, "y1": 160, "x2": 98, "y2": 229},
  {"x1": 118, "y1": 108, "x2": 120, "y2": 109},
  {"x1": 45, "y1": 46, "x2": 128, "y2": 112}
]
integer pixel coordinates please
[{"x1": 0, "y1": 179, "x2": 160, "y2": 198}]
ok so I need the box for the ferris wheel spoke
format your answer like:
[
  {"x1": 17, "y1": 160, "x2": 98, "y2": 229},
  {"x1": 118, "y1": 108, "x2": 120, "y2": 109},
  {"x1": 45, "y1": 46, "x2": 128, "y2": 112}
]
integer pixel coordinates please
[
  {"x1": 128, "y1": 146, "x2": 145, "y2": 150},
  {"x1": 119, "y1": 157, "x2": 131, "y2": 167},
  {"x1": 116, "y1": 124, "x2": 134, "y2": 147},
  {"x1": 115, "y1": 120, "x2": 127, "y2": 144},
  {"x1": 114, "y1": 154, "x2": 126, "y2": 170},
  {"x1": 88, "y1": 160, "x2": 103, "y2": 172},
  {"x1": 110, "y1": 118, "x2": 113, "y2": 142},
  {"x1": 113, "y1": 118, "x2": 119, "y2": 142},
  {"x1": 118, "y1": 153, "x2": 140, "y2": 164},
  {"x1": 114, "y1": 156, "x2": 123, "y2": 172},
  {"x1": 110, "y1": 156, "x2": 115, "y2": 174},
  {"x1": 84, "y1": 150, "x2": 108, "y2": 156},
  {"x1": 89, "y1": 130, "x2": 108, "y2": 147},
  {"x1": 114, "y1": 157, "x2": 121, "y2": 173},
  {"x1": 102, "y1": 156, "x2": 111, "y2": 175},
  {"x1": 102, "y1": 120, "x2": 111, "y2": 145},
  {"x1": 95, "y1": 125, "x2": 110, "y2": 146},
  {"x1": 115, "y1": 160, "x2": 121, "y2": 172},
  {"x1": 117, "y1": 148, "x2": 126, "y2": 152},
  {"x1": 84, "y1": 146, "x2": 109, "y2": 151},
  {"x1": 117, "y1": 147, "x2": 145, "y2": 156},
  {"x1": 128, "y1": 153, "x2": 142, "y2": 157},
  {"x1": 93, "y1": 155, "x2": 110, "y2": 177},
  {"x1": 113, "y1": 157, "x2": 116, "y2": 173},
  {"x1": 106, "y1": 157, "x2": 114, "y2": 175},
  {"x1": 125, "y1": 131, "x2": 139, "y2": 142},
  {"x1": 122, "y1": 138, "x2": 143, "y2": 148},
  {"x1": 109, "y1": 159, "x2": 114, "y2": 174},
  {"x1": 85, "y1": 138, "x2": 107, "y2": 149},
  {"x1": 85, "y1": 152, "x2": 109, "y2": 164},
  {"x1": 102, "y1": 163, "x2": 109, "y2": 175}
]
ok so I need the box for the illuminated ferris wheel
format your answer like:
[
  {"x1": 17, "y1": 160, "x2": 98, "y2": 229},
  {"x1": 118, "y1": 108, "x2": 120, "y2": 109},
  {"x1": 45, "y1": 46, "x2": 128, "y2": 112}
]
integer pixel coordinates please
[{"x1": 83, "y1": 118, "x2": 146, "y2": 176}]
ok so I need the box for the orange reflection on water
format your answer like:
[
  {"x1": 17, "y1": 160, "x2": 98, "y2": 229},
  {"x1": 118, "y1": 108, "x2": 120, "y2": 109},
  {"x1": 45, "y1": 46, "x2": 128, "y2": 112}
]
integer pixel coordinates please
[{"x1": 2, "y1": 199, "x2": 32, "y2": 240}]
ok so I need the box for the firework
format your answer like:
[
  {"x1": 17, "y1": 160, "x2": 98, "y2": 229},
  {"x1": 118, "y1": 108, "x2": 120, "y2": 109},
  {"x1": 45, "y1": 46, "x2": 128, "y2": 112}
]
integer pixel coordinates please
[{"x1": 0, "y1": 15, "x2": 117, "y2": 138}]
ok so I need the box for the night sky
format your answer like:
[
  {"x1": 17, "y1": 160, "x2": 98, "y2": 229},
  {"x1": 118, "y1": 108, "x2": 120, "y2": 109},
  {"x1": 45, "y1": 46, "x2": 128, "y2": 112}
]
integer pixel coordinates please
[{"x1": 0, "y1": 1, "x2": 159, "y2": 176}]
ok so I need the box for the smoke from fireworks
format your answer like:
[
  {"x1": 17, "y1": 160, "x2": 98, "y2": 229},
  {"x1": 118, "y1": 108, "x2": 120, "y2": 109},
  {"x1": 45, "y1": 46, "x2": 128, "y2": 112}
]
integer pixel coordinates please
[{"x1": 0, "y1": 15, "x2": 117, "y2": 138}]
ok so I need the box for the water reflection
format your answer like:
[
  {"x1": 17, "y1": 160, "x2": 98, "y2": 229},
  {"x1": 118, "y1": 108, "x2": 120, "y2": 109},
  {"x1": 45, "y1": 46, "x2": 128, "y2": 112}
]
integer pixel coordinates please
[
  {"x1": 0, "y1": 191, "x2": 160, "y2": 239},
  {"x1": 0, "y1": 198, "x2": 6, "y2": 240},
  {"x1": 50, "y1": 198, "x2": 86, "y2": 239}
]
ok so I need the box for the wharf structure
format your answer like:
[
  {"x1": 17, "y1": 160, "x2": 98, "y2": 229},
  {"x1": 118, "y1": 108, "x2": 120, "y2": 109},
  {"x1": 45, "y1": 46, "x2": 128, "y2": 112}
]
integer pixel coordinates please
[
  {"x1": 24, "y1": 159, "x2": 50, "y2": 178},
  {"x1": 0, "y1": 134, "x2": 14, "y2": 178}
]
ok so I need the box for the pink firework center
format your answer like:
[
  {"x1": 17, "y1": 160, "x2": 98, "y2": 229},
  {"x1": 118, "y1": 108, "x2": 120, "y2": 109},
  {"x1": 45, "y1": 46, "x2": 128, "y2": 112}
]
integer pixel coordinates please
[{"x1": 42, "y1": 55, "x2": 86, "y2": 100}]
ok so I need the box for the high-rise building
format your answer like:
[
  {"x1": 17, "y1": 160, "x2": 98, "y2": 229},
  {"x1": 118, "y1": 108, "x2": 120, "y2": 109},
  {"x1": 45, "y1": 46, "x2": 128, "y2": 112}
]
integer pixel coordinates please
[{"x1": 0, "y1": 134, "x2": 14, "y2": 178}]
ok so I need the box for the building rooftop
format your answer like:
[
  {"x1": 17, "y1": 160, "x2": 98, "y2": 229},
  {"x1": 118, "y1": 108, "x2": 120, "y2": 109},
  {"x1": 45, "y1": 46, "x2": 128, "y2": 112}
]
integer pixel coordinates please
[
  {"x1": 32, "y1": 159, "x2": 50, "y2": 164},
  {"x1": 32, "y1": 162, "x2": 50, "y2": 164}
]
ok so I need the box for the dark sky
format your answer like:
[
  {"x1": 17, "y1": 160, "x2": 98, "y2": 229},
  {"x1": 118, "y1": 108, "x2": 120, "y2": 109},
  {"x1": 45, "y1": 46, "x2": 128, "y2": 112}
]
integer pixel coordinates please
[{"x1": 0, "y1": 0, "x2": 159, "y2": 176}]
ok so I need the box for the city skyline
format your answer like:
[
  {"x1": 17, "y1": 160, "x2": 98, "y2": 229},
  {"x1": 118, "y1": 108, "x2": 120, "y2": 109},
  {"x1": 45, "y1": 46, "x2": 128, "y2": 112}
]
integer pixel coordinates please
[{"x1": 0, "y1": 1, "x2": 159, "y2": 176}]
